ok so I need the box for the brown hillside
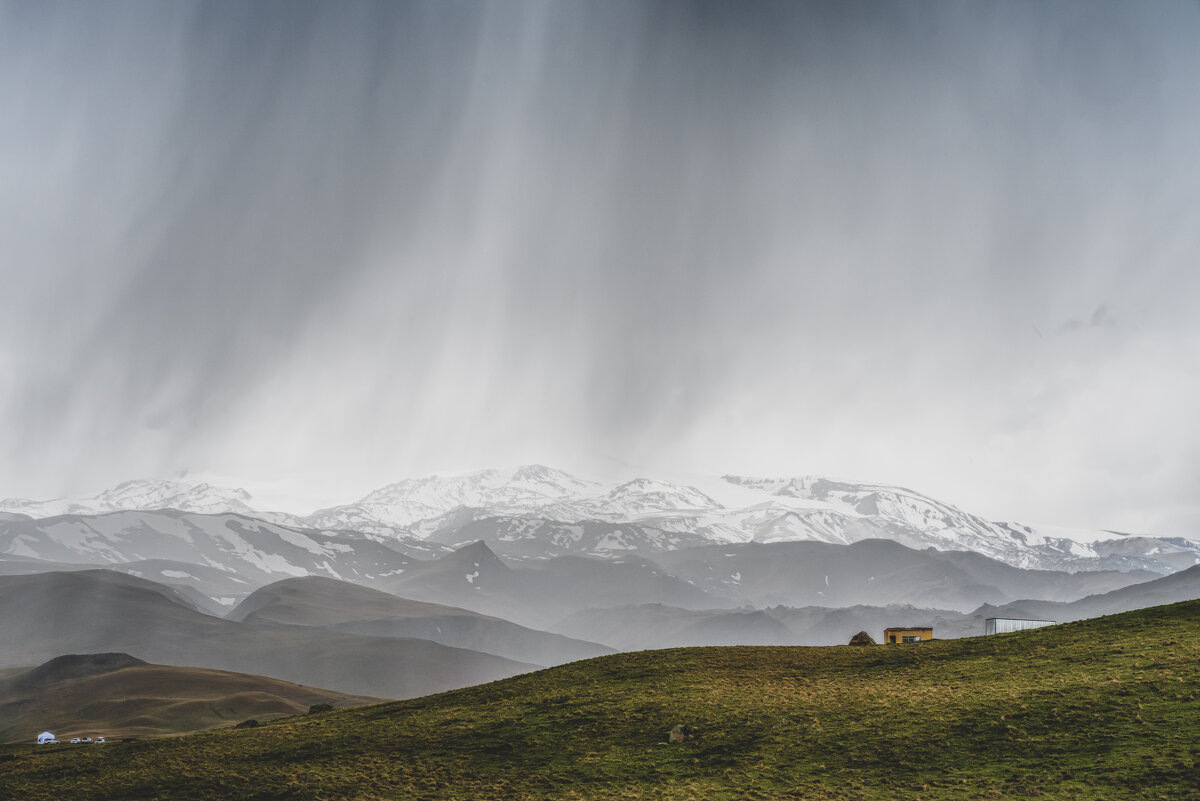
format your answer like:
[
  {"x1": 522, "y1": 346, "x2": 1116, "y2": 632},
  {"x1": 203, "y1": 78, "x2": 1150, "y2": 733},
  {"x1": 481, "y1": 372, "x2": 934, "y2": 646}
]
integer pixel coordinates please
[{"x1": 0, "y1": 653, "x2": 379, "y2": 743}]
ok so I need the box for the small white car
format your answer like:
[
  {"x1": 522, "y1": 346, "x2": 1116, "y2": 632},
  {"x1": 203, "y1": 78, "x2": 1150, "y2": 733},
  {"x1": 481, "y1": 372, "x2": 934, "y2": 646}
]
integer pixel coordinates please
[
  {"x1": 95, "y1": 737, "x2": 105, "y2": 743},
  {"x1": 80, "y1": 737, "x2": 93, "y2": 744},
  {"x1": 70, "y1": 738, "x2": 81, "y2": 744}
]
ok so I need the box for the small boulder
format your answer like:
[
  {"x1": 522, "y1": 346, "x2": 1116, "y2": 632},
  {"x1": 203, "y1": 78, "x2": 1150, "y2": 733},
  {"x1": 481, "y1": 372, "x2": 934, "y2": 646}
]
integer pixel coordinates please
[
  {"x1": 668, "y1": 724, "x2": 695, "y2": 743},
  {"x1": 235, "y1": 719, "x2": 261, "y2": 729},
  {"x1": 308, "y1": 703, "x2": 334, "y2": 714}
]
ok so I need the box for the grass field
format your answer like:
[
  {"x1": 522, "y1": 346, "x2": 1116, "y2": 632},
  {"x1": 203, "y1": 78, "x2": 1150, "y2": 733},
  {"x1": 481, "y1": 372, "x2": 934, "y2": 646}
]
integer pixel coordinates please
[{"x1": 2, "y1": 600, "x2": 1198, "y2": 800}]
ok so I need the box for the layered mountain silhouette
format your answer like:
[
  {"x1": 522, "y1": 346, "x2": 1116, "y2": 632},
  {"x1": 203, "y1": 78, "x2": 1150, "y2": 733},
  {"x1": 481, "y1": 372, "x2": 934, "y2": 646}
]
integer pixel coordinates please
[
  {"x1": 229, "y1": 575, "x2": 612, "y2": 666},
  {"x1": 1, "y1": 466, "x2": 1195, "y2": 671},
  {"x1": 552, "y1": 564, "x2": 1200, "y2": 650},
  {"x1": 377, "y1": 541, "x2": 716, "y2": 628},
  {"x1": 0, "y1": 510, "x2": 445, "y2": 607},
  {"x1": 0, "y1": 570, "x2": 534, "y2": 699},
  {"x1": 650, "y1": 539, "x2": 1152, "y2": 610},
  {"x1": 975, "y1": 563, "x2": 1200, "y2": 626}
]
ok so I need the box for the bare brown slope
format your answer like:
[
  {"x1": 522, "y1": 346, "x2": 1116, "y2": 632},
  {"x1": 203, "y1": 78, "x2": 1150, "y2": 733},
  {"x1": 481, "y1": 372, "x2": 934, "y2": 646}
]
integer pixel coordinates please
[
  {"x1": 230, "y1": 576, "x2": 614, "y2": 666},
  {"x1": 0, "y1": 653, "x2": 378, "y2": 742},
  {"x1": 0, "y1": 571, "x2": 537, "y2": 699}
]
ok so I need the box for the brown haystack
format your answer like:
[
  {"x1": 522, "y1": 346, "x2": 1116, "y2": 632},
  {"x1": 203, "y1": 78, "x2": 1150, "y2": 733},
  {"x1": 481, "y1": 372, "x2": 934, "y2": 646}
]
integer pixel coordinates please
[{"x1": 848, "y1": 631, "x2": 876, "y2": 646}]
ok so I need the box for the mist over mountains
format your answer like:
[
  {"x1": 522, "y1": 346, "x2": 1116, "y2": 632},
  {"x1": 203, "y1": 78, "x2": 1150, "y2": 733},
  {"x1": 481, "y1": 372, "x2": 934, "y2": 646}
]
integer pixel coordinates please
[
  {"x1": 2, "y1": 464, "x2": 1198, "y2": 715},
  {"x1": 4, "y1": 465, "x2": 1196, "y2": 576},
  {"x1": 4, "y1": 4, "x2": 1198, "y2": 780}
]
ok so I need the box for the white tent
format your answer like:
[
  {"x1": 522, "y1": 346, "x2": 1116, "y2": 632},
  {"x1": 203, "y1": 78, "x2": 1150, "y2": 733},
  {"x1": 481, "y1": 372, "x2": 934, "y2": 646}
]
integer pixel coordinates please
[{"x1": 37, "y1": 731, "x2": 57, "y2": 744}]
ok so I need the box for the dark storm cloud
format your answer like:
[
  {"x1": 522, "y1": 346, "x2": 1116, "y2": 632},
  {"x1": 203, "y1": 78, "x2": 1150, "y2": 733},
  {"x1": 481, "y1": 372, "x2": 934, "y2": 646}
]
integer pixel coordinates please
[
  {"x1": 3, "y1": 1, "x2": 1200, "y2": 533},
  {"x1": 4, "y1": 1, "x2": 481, "y2": 454}
]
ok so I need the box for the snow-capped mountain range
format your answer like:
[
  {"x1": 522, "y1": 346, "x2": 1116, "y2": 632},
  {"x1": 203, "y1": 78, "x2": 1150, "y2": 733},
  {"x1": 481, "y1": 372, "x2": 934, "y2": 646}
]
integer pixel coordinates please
[
  {"x1": 0, "y1": 509, "x2": 447, "y2": 608},
  {"x1": 0, "y1": 479, "x2": 258, "y2": 518},
  {"x1": 3, "y1": 465, "x2": 1198, "y2": 575},
  {"x1": 300, "y1": 465, "x2": 600, "y2": 533}
]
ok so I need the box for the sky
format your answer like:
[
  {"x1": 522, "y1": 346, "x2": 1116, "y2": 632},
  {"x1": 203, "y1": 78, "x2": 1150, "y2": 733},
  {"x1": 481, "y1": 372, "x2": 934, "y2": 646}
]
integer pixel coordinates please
[{"x1": 2, "y1": 0, "x2": 1199, "y2": 534}]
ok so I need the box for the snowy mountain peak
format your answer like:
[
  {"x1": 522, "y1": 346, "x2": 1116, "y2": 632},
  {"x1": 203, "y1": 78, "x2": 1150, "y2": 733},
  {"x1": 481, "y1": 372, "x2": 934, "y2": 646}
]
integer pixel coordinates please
[
  {"x1": 0, "y1": 479, "x2": 257, "y2": 518},
  {"x1": 358, "y1": 465, "x2": 591, "y2": 506},
  {"x1": 721, "y1": 475, "x2": 792, "y2": 493},
  {"x1": 97, "y1": 480, "x2": 254, "y2": 511},
  {"x1": 7, "y1": 466, "x2": 1192, "y2": 576},
  {"x1": 305, "y1": 465, "x2": 597, "y2": 532},
  {"x1": 532, "y1": 478, "x2": 725, "y2": 525},
  {"x1": 604, "y1": 479, "x2": 723, "y2": 512},
  {"x1": 507, "y1": 464, "x2": 594, "y2": 492}
]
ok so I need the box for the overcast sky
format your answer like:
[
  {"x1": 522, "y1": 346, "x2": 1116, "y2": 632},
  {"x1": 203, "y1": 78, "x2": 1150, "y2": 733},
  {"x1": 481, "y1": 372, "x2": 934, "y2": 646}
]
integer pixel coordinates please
[{"x1": 2, "y1": 1, "x2": 1199, "y2": 534}]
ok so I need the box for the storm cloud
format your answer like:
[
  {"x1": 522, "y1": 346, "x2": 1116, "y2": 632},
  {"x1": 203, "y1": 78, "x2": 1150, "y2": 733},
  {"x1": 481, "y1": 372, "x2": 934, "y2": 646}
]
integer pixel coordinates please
[{"x1": 2, "y1": 1, "x2": 1199, "y2": 534}]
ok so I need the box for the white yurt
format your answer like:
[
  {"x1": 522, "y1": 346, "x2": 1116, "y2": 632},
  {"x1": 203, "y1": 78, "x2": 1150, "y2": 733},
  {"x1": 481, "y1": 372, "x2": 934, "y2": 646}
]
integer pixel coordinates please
[{"x1": 37, "y1": 731, "x2": 57, "y2": 744}]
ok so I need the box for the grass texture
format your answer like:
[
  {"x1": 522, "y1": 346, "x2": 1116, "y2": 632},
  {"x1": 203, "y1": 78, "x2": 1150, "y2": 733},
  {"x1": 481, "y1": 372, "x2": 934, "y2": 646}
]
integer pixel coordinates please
[{"x1": 2, "y1": 599, "x2": 1198, "y2": 800}]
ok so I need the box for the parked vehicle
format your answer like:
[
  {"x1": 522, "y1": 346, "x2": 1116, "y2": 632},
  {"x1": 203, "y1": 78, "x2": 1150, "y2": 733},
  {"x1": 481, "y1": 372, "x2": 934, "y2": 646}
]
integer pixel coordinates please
[
  {"x1": 80, "y1": 737, "x2": 93, "y2": 744},
  {"x1": 95, "y1": 737, "x2": 105, "y2": 743},
  {"x1": 70, "y1": 738, "x2": 81, "y2": 744}
]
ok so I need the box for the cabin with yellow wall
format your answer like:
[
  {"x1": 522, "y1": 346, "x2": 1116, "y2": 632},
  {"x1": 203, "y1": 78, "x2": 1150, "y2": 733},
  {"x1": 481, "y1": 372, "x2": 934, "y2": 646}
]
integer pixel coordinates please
[{"x1": 883, "y1": 627, "x2": 932, "y2": 644}]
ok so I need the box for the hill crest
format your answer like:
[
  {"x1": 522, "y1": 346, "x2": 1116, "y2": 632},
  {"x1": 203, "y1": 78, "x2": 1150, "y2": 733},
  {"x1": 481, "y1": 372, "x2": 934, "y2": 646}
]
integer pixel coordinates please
[{"x1": 12, "y1": 652, "x2": 146, "y2": 688}]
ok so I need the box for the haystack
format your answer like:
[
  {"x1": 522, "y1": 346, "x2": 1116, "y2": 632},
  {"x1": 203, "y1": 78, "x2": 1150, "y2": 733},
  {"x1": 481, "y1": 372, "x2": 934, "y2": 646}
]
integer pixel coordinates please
[{"x1": 848, "y1": 631, "x2": 876, "y2": 646}]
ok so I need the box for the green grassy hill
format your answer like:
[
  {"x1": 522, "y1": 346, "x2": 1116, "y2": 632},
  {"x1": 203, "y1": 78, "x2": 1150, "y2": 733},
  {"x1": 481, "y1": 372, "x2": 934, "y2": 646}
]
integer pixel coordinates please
[{"x1": 3, "y1": 600, "x2": 1199, "y2": 800}]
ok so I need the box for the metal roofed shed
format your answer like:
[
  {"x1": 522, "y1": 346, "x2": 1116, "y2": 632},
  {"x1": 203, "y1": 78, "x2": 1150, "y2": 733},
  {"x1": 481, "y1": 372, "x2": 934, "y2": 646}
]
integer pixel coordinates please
[{"x1": 985, "y1": 618, "x2": 1056, "y2": 635}]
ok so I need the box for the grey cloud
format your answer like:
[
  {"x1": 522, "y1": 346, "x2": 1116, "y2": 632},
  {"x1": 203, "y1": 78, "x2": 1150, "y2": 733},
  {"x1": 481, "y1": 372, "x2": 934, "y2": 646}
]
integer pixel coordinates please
[{"x1": 3, "y1": 1, "x2": 1200, "y2": 535}]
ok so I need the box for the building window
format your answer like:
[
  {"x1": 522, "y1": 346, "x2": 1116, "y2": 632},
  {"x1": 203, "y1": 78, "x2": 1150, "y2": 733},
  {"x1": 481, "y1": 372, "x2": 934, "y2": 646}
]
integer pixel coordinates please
[{"x1": 902, "y1": 636, "x2": 921, "y2": 643}]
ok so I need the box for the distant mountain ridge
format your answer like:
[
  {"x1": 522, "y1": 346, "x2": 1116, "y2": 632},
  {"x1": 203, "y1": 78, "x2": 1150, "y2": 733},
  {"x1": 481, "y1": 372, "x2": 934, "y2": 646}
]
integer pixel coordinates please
[
  {"x1": 548, "y1": 562, "x2": 1200, "y2": 651},
  {"x1": 5, "y1": 470, "x2": 1194, "y2": 716},
  {"x1": 0, "y1": 570, "x2": 535, "y2": 699},
  {"x1": 0, "y1": 510, "x2": 447, "y2": 608},
  {"x1": 228, "y1": 575, "x2": 614, "y2": 666},
  {"x1": 298, "y1": 465, "x2": 600, "y2": 534},
  {"x1": 4, "y1": 465, "x2": 1198, "y2": 575},
  {"x1": 0, "y1": 479, "x2": 258, "y2": 518}
]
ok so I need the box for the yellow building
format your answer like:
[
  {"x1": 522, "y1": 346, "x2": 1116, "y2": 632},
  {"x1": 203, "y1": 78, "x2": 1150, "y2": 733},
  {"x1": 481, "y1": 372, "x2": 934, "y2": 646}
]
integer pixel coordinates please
[{"x1": 883, "y1": 627, "x2": 932, "y2": 644}]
